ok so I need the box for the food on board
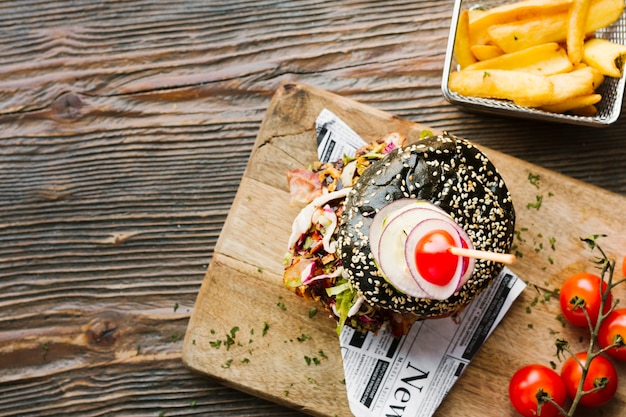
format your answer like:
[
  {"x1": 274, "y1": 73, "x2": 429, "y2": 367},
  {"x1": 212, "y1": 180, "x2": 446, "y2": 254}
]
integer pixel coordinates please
[
  {"x1": 598, "y1": 308, "x2": 626, "y2": 361},
  {"x1": 560, "y1": 351, "x2": 619, "y2": 407},
  {"x1": 509, "y1": 364, "x2": 568, "y2": 417},
  {"x1": 283, "y1": 132, "x2": 515, "y2": 336},
  {"x1": 559, "y1": 271, "x2": 613, "y2": 327}
]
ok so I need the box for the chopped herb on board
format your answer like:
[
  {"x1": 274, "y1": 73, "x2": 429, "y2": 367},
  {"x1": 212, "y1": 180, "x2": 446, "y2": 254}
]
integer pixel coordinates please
[
  {"x1": 528, "y1": 172, "x2": 541, "y2": 188},
  {"x1": 224, "y1": 334, "x2": 235, "y2": 350},
  {"x1": 277, "y1": 295, "x2": 286, "y2": 311},
  {"x1": 543, "y1": 288, "x2": 559, "y2": 301},
  {"x1": 304, "y1": 350, "x2": 328, "y2": 366},
  {"x1": 230, "y1": 326, "x2": 240, "y2": 338},
  {"x1": 262, "y1": 321, "x2": 270, "y2": 336},
  {"x1": 297, "y1": 333, "x2": 311, "y2": 342},
  {"x1": 308, "y1": 306, "x2": 318, "y2": 318},
  {"x1": 527, "y1": 195, "x2": 543, "y2": 210},
  {"x1": 549, "y1": 236, "x2": 557, "y2": 250}
]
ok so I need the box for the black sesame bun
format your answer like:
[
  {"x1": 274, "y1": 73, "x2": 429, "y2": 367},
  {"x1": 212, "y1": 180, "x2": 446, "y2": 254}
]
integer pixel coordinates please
[{"x1": 338, "y1": 132, "x2": 515, "y2": 319}]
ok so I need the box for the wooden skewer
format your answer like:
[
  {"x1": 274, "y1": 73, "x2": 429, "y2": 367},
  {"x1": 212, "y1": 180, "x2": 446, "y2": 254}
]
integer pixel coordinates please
[{"x1": 448, "y1": 246, "x2": 516, "y2": 265}]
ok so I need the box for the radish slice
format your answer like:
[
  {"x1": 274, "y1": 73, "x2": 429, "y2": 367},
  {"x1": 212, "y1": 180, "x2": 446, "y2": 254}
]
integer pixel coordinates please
[
  {"x1": 374, "y1": 205, "x2": 454, "y2": 298},
  {"x1": 456, "y1": 229, "x2": 475, "y2": 289},
  {"x1": 375, "y1": 207, "x2": 433, "y2": 298},
  {"x1": 405, "y1": 219, "x2": 464, "y2": 300},
  {"x1": 371, "y1": 199, "x2": 476, "y2": 300},
  {"x1": 369, "y1": 199, "x2": 450, "y2": 260},
  {"x1": 369, "y1": 198, "x2": 474, "y2": 300},
  {"x1": 369, "y1": 199, "x2": 415, "y2": 258}
]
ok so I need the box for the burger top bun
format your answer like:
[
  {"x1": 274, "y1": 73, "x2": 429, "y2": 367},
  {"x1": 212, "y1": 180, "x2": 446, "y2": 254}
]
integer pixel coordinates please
[{"x1": 338, "y1": 132, "x2": 516, "y2": 318}]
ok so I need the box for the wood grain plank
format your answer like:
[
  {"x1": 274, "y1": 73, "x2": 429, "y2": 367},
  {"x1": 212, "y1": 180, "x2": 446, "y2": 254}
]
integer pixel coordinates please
[
  {"x1": 1, "y1": 0, "x2": 625, "y2": 416},
  {"x1": 183, "y1": 82, "x2": 626, "y2": 417}
]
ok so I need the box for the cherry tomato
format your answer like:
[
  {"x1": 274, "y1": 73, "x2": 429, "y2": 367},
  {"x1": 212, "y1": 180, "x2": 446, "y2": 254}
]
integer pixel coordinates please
[
  {"x1": 415, "y1": 229, "x2": 457, "y2": 286},
  {"x1": 598, "y1": 308, "x2": 626, "y2": 361},
  {"x1": 559, "y1": 272, "x2": 612, "y2": 327},
  {"x1": 560, "y1": 352, "x2": 618, "y2": 407},
  {"x1": 509, "y1": 364, "x2": 568, "y2": 417}
]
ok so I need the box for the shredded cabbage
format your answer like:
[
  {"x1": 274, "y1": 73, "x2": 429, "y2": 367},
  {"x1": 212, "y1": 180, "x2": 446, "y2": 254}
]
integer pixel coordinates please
[{"x1": 327, "y1": 279, "x2": 360, "y2": 335}]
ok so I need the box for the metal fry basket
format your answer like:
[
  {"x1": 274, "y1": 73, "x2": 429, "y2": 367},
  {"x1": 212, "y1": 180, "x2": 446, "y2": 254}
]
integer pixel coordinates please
[{"x1": 441, "y1": 0, "x2": 626, "y2": 127}]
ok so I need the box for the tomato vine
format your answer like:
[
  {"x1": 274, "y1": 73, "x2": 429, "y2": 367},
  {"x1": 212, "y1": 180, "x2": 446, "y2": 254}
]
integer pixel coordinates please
[{"x1": 543, "y1": 235, "x2": 625, "y2": 416}]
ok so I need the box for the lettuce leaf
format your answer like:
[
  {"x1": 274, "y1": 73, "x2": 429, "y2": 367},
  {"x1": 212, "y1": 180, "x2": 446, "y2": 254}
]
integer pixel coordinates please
[{"x1": 327, "y1": 279, "x2": 359, "y2": 335}]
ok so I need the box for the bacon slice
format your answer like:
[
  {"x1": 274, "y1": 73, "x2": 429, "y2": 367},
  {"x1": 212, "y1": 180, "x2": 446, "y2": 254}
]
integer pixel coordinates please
[{"x1": 286, "y1": 168, "x2": 322, "y2": 205}]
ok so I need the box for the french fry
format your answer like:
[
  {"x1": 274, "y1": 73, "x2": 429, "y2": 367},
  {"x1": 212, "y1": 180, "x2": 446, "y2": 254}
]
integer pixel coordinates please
[
  {"x1": 448, "y1": 0, "x2": 625, "y2": 115},
  {"x1": 573, "y1": 63, "x2": 606, "y2": 87},
  {"x1": 585, "y1": 0, "x2": 626, "y2": 33},
  {"x1": 454, "y1": 10, "x2": 477, "y2": 69},
  {"x1": 487, "y1": 0, "x2": 625, "y2": 53},
  {"x1": 468, "y1": 8, "x2": 485, "y2": 22},
  {"x1": 566, "y1": 0, "x2": 592, "y2": 64},
  {"x1": 583, "y1": 38, "x2": 626, "y2": 77},
  {"x1": 516, "y1": 65, "x2": 596, "y2": 106},
  {"x1": 448, "y1": 69, "x2": 554, "y2": 106},
  {"x1": 548, "y1": 65, "x2": 597, "y2": 99},
  {"x1": 540, "y1": 93, "x2": 602, "y2": 112},
  {"x1": 569, "y1": 104, "x2": 599, "y2": 115},
  {"x1": 464, "y1": 42, "x2": 573, "y2": 75},
  {"x1": 470, "y1": 44, "x2": 505, "y2": 61},
  {"x1": 468, "y1": 0, "x2": 572, "y2": 45},
  {"x1": 487, "y1": 13, "x2": 565, "y2": 53}
]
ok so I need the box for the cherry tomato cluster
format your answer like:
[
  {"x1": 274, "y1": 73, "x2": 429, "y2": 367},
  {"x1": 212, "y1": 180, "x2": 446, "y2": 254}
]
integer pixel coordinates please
[{"x1": 509, "y1": 269, "x2": 626, "y2": 417}]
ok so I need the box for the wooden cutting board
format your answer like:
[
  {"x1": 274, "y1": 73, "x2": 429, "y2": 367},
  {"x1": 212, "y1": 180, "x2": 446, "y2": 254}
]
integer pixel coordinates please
[{"x1": 182, "y1": 82, "x2": 626, "y2": 417}]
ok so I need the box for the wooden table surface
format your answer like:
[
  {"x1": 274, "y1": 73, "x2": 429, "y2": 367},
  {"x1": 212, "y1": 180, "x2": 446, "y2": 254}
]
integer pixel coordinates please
[{"x1": 1, "y1": 1, "x2": 624, "y2": 416}]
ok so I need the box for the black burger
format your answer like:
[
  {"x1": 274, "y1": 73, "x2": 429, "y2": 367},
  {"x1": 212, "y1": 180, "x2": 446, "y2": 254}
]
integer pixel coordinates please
[{"x1": 283, "y1": 132, "x2": 515, "y2": 336}]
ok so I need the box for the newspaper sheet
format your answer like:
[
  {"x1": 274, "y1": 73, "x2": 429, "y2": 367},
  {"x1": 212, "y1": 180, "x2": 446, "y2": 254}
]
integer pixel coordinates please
[
  {"x1": 315, "y1": 109, "x2": 527, "y2": 417},
  {"x1": 340, "y1": 268, "x2": 524, "y2": 417}
]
